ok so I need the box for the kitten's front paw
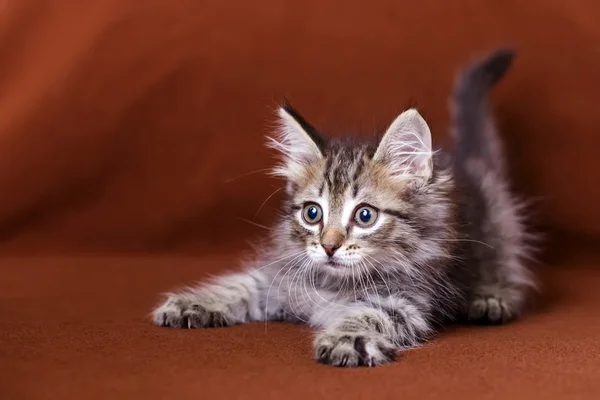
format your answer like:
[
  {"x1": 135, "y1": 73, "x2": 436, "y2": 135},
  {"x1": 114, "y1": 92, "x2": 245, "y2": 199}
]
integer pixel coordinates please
[
  {"x1": 314, "y1": 331, "x2": 397, "y2": 368},
  {"x1": 152, "y1": 294, "x2": 233, "y2": 329}
]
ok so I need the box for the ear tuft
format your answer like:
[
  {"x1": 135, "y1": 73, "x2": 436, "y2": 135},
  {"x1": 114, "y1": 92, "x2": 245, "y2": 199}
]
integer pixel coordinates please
[
  {"x1": 267, "y1": 105, "x2": 326, "y2": 180},
  {"x1": 373, "y1": 108, "x2": 433, "y2": 182}
]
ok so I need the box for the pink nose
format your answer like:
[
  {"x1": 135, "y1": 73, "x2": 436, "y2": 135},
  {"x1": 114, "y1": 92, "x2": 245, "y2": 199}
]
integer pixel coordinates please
[{"x1": 322, "y1": 244, "x2": 341, "y2": 257}]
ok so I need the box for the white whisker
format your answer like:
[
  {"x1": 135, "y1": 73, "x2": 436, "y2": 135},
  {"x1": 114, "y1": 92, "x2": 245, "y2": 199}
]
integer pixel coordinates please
[
  {"x1": 238, "y1": 217, "x2": 272, "y2": 231},
  {"x1": 364, "y1": 255, "x2": 393, "y2": 300},
  {"x1": 428, "y1": 237, "x2": 495, "y2": 249},
  {"x1": 223, "y1": 168, "x2": 273, "y2": 183},
  {"x1": 254, "y1": 187, "x2": 283, "y2": 218},
  {"x1": 285, "y1": 255, "x2": 311, "y2": 324},
  {"x1": 264, "y1": 252, "x2": 306, "y2": 331}
]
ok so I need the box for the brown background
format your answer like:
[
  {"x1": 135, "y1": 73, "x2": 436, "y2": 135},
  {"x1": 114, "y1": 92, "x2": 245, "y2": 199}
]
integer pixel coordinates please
[{"x1": 1, "y1": 0, "x2": 600, "y2": 399}]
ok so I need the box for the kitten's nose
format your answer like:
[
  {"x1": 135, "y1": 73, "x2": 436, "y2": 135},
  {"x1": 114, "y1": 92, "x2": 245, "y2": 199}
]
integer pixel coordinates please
[
  {"x1": 322, "y1": 243, "x2": 341, "y2": 258},
  {"x1": 321, "y1": 227, "x2": 345, "y2": 258}
]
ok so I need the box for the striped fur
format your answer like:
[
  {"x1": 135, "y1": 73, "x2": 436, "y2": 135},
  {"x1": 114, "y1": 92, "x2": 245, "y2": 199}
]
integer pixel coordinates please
[{"x1": 152, "y1": 49, "x2": 536, "y2": 368}]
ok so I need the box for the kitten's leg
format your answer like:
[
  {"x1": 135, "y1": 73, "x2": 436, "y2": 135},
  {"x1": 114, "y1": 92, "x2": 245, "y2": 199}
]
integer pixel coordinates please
[
  {"x1": 152, "y1": 269, "x2": 274, "y2": 329},
  {"x1": 310, "y1": 296, "x2": 433, "y2": 367},
  {"x1": 464, "y1": 174, "x2": 536, "y2": 324}
]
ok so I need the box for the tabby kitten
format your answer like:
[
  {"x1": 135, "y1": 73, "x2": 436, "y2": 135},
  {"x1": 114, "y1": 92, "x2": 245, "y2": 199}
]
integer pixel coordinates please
[{"x1": 152, "y1": 49, "x2": 536, "y2": 367}]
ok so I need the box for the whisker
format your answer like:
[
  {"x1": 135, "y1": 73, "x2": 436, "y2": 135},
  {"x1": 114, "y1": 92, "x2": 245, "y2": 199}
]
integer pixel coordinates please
[
  {"x1": 360, "y1": 262, "x2": 382, "y2": 314},
  {"x1": 300, "y1": 260, "x2": 326, "y2": 311},
  {"x1": 351, "y1": 261, "x2": 358, "y2": 303},
  {"x1": 238, "y1": 217, "x2": 272, "y2": 231},
  {"x1": 264, "y1": 252, "x2": 306, "y2": 332},
  {"x1": 223, "y1": 168, "x2": 272, "y2": 183},
  {"x1": 428, "y1": 238, "x2": 494, "y2": 249},
  {"x1": 248, "y1": 251, "x2": 306, "y2": 275},
  {"x1": 364, "y1": 255, "x2": 393, "y2": 300},
  {"x1": 354, "y1": 261, "x2": 372, "y2": 306},
  {"x1": 301, "y1": 259, "x2": 341, "y2": 315},
  {"x1": 300, "y1": 261, "x2": 318, "y2": 311},
  {"x1": 306, "y1": 262, "x2": 352, "y2": 312},
  {"x1": 287, "y1": 256, "x2": 310, "y2": 323},
  {"x1": 254, "y1": 187, "x2": 283, "y2": 218}
]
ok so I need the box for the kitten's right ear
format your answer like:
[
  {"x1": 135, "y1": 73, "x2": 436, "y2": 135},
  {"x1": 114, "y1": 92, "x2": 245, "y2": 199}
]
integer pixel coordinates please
[{"x1": 267, "y1": 104, "x2": 328, "y2": 180}]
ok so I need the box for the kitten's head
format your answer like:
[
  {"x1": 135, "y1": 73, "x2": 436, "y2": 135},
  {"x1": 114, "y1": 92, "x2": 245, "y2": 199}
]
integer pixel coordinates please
[{"x1": 268, "y1": 104, "x2": 456, "y2": 282}]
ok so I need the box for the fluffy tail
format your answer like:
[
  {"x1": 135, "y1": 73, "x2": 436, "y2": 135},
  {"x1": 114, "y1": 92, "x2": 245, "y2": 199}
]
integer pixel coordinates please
[
  {"x1": 450, "y1": 49, "x2": 538, "y2": 296},
  {"x1": 451, "y1": 48, "x2": 515, "y2": 174}
]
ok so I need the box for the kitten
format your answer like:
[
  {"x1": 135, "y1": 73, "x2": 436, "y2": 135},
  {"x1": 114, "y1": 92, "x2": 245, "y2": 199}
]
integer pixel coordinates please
[{"x1": 152, "y1": 49, "x2": 536, "y2": 367}]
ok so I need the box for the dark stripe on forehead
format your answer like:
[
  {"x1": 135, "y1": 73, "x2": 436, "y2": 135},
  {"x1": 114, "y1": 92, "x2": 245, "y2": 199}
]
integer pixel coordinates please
[
  {"x1": 323, "y1": 154, "x2": 334, "y2": 189},
  {"x1": 351, "y1": 154, "x2": 365, "y2": 198},
  {"x1": 334, "y1": 147, "x2": 363, "y2": 194},
  {"x1": 318, "y1": 180, "x2": 325, "y2": 197},
  {"x1": 322, "y1": 142, "x2": 372, "y2": 203},
  {"x1": 329, "y1": 154, "x2": 350, "y2": 197}
]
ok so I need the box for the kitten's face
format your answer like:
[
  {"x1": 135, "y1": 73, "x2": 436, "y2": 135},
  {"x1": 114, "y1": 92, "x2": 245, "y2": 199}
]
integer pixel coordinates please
[
  {"x1": 270, "y1": 105, "x2": 453, "y2": 281},
  {"x1": 289, "y1": 144, "x2": 405, "y2": 275}
]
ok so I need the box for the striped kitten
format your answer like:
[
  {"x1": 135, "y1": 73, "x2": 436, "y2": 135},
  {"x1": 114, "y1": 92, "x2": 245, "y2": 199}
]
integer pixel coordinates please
[{"x1": 152, "y1": 49, "x2": 536, "y2": 367}]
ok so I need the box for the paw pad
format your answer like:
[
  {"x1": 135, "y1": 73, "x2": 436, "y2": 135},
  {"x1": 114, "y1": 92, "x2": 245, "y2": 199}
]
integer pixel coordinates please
[
  {"x1": 152, "y1": 296, "x2": 232, "y2": 329},
  {"x1": 315, "y1": 332, "x2": 397, "y2": 367},
  {"x1": 468, "y1": 295, "x2": 513, "y2": 324}
]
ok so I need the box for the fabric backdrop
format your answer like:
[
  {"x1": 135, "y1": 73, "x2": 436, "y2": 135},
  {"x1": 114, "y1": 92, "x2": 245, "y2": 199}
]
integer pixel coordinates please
[
  {"x1": 2, "y1": 1, "x2": 600, "y2": 399},
  {"x1": 0, "y1": 0, "x2": 599, "y2": 255}
]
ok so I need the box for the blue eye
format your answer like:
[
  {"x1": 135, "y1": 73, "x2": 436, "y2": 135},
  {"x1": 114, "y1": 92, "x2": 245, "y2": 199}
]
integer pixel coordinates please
[
  {"x1": 359, "y1": 209, "x2": 371, "y2": 222},
  {"x1": 302, "y1": 204, "x2": 322, "y2": 224},
  {"x1": 354, "y1": 206, "x2": 378, "y2": 227}
]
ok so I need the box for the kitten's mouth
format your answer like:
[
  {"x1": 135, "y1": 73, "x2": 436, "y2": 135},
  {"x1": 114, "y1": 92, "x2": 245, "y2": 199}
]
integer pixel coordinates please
[{"x1": 325, "y1": 260, "x2": 344, "y2": 268}]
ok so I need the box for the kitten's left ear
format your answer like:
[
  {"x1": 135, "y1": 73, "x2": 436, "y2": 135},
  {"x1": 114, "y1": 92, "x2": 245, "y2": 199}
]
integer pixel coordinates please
[
  {"x1": 268, "y1": 104, "x2": 328, "y2": 180},
  {"x1": 373, "y1": 108, "x2": 433, "y2": 182}
]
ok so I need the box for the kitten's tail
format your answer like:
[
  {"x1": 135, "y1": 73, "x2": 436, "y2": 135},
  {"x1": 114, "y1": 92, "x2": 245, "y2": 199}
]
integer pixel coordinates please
[
  {"x1": 450, "y1": 48, "x2": 539, "y2": 295},
  {"x1": 450, "y1": 48, "x2": 515, "y2": 173}
]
